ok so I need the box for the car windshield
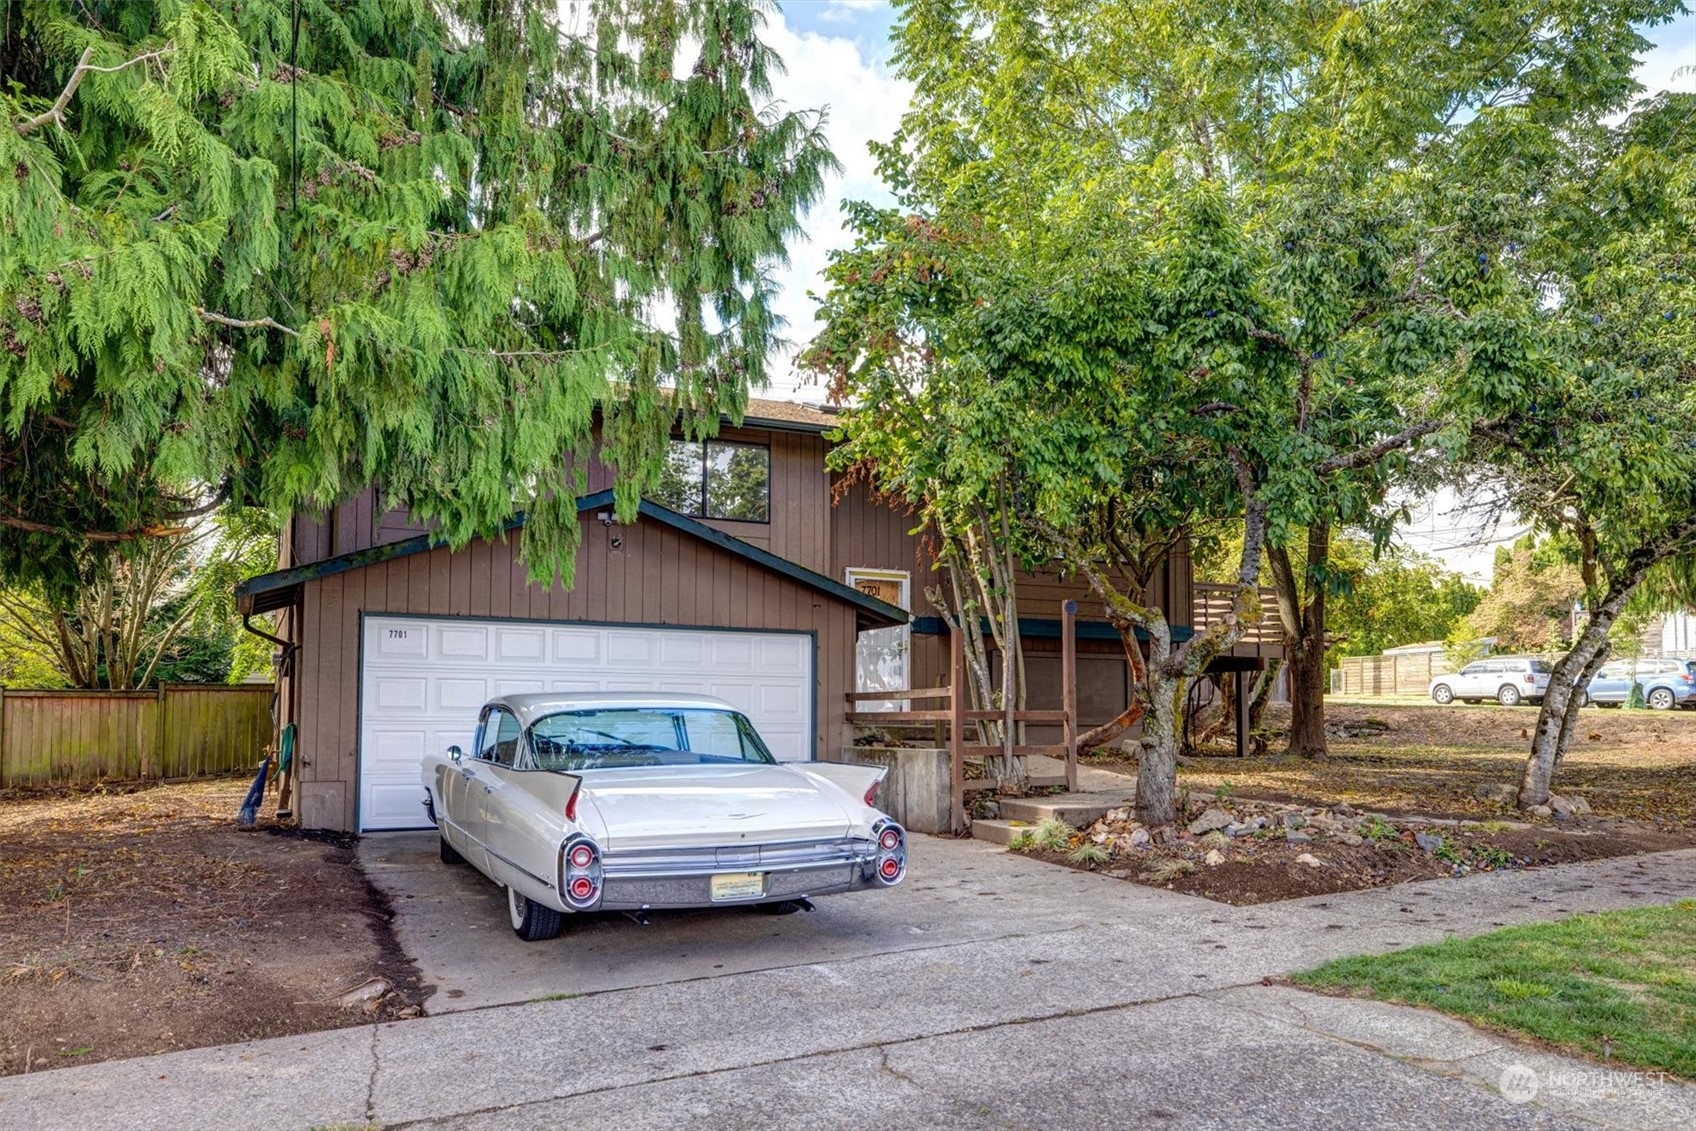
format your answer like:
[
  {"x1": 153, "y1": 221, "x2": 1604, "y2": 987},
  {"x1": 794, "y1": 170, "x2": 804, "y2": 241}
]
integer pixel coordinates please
[{"x1": 527, "y1": 708, "x2": 777, "y2": 771}]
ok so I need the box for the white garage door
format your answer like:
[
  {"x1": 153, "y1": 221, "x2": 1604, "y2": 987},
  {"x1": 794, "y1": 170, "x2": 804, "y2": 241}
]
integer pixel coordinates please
[{"x1": 358, "y1": 615, "x2": 815, "y2": 832}]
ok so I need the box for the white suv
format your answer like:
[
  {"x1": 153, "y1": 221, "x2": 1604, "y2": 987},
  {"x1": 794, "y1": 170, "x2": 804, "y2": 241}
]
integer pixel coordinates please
[{"x1": 1429, "y1": 657, "x2": 1552, "y2": 706}]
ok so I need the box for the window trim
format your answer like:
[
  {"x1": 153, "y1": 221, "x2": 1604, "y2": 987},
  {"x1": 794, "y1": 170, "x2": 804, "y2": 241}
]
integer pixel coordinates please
[{"x1": 651, "y1": 438, "x2": 773, "y2": 524}]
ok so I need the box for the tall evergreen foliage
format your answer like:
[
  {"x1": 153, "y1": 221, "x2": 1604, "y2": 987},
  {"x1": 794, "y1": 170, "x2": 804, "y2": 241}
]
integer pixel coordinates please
[{"x1": 0, "y1": 0, "x2": 833, "y2": 591}]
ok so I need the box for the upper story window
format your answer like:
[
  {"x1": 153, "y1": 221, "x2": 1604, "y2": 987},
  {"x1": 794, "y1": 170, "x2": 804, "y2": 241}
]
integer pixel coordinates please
[{"x1": 650, "y1": 440, "x2": 770, "y2": 522}]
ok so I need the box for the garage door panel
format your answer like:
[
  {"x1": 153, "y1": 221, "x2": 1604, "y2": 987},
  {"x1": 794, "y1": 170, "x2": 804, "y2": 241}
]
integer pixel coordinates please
[
  {"x1": 496, "y1": 628, "x2": 545, "y2": 662},
  {"x1": 552, "y1": 631, "x2": 599, "y2": 661},
  {"x1": 437, "y1": 626, "x2": 489, "y2": 659},
  {"x1": 710, "y1": 637, "x2": 754, "y2": 667},
  {"x1": 372, "y1": 676, "x2": 426, "y2": 713},
  {"x1": 607, "y1": 633, "x2": 654, "y2": 663},
  {"x1": 437, "y1": 681, "x2": 491, "y2": 708},
  {"x1": 360, "y1": 615, "x2": 814, "y2": 832}
]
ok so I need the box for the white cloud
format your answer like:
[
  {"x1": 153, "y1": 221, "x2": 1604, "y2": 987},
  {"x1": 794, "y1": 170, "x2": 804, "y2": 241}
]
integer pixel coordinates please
[{"x1": 754, "y1": 7, "x2": 910, "y2": 401}]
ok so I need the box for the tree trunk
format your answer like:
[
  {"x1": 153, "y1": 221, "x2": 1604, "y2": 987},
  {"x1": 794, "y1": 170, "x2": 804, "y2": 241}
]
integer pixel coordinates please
[
  {"x1": 1520, "y1": 589, "x2": 1627, "y2": 806},
  {"x1": 1269, "y1": 524, "x2": 1329, "y2": 758},
  {"x1": 1135, "y1": 671, "x2": 1183, "y2": 826},
  {"x1": 1284, "y1": 632, "x2": 1328, "y2": 757}
]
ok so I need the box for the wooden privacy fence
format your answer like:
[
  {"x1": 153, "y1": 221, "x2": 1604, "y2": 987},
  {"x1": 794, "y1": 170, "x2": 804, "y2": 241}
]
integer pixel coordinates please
[
  {"x1": 847, "y1": 601, "x2": 1080, "y2": 833},
  {"x1": 1335, "y1": 653, "x2": 1452, "y2": 697},
  {"x1": 0, "y1": 684, "x2": 275, "y2": 788}
]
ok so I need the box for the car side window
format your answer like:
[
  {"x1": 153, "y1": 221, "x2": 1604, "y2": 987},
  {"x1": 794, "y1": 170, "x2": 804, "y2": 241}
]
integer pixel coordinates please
[
  {"x1": 491, "y1": 711, "x2": 522, "y2": 767},
  {"x1": 1462, "y1": 663, "x2": 1485, "y2": 676},
  {"x1": 478, "y1": 708, "x2": 521, "y2": 765}
]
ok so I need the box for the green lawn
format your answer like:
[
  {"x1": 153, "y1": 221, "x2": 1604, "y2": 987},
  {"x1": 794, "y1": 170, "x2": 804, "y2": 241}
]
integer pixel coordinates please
[{"x1": 1292, "y1": 902, "x2": 1696, "y2": 1077}]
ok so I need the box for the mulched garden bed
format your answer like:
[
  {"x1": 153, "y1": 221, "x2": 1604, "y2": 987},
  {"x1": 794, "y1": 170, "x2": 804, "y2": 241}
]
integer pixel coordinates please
[{"x1": 1012, "y1": 795, "x2": 1696, "y2": 905}]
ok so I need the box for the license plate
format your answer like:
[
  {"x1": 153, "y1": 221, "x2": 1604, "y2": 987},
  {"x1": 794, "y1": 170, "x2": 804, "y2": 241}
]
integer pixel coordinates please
[{"x1": 710, "y1": 872, "x2": 766, "y2": 901}]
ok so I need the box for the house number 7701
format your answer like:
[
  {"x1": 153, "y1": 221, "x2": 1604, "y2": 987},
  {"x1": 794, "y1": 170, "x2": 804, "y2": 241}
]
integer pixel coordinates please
[{"x1": 388, "y1": 629, "x2": 409, "y2": 639}]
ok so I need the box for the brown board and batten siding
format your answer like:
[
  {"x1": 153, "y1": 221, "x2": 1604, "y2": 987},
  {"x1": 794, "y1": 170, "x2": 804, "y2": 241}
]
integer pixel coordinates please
[
  {"x1": 291, "y1": 424, "x2": 835, "y2": 577},
  {"x1": 289, "y1": 510, "x2": 862, "y2": 832}
]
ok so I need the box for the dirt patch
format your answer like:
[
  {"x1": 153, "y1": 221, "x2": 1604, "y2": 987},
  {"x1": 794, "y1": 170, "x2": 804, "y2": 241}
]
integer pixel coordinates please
[
  {"x1": 0, "y1": 779, "x2": 425, "y2": 1076},
  {"x1": 1076, "y1": 701, "x2": 1696, "y2": 822}
]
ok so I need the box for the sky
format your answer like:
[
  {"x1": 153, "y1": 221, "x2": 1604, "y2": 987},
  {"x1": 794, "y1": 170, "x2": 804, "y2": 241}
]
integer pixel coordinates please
[{"x1": 753, "y1": 1, "x2": 1696, "y2": 583}]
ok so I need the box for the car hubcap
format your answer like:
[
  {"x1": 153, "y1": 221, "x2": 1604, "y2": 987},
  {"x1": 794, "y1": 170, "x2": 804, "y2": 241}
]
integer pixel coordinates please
[{"x1": 1653, "y1": 691, "x2": 1672, "y2": 709}]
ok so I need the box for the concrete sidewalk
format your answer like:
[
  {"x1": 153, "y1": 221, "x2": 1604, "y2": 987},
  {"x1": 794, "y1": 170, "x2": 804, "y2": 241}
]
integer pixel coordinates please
[{"x1": 2, "y1": 841, "x2": 1692, "y2": 1130}]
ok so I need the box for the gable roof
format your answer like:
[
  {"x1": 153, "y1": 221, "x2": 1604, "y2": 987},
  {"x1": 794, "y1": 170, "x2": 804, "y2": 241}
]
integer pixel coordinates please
[{"x1": 234, "y1": 490, "x2": 906, "y2": 629}]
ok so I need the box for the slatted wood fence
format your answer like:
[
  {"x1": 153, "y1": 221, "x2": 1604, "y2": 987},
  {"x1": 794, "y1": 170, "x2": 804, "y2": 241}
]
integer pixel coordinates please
[
  {"x1": 0, "y1": 684, "x2": 274, "y2": 788},
  {"x1": 1334, "y1": 653, "x2": 1452, "y2": 697}
]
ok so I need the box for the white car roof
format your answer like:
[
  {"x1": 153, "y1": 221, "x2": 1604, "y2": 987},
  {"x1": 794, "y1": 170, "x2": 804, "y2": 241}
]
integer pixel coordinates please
[{"x1": 490, "y1": 691, "x2": 742, "y2": 727}]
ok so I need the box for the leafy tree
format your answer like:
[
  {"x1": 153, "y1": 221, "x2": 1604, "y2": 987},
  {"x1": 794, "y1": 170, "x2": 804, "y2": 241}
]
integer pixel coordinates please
[
  {"x1": 812, "y1": 0, "x2": 1667, "y2": 821},
  {"x1": 1459, "y1": 93, "x2": 1696, "y2": 805},
  {"x1": 0, "y1": 0, "x2": 833, "y2": 594},
  {"x1": 805, "y1": 210, "x2": 1037, "y2": 781},
  {"x1": 1296, "y1": 537, "x2": 1483, "y2": 663},
  {"x1": 1455, "y1": 538, "x2": 1583, "y2": 654},
  {"x1": 0, "y1": 510, "x2": 277, "y2": 687}
]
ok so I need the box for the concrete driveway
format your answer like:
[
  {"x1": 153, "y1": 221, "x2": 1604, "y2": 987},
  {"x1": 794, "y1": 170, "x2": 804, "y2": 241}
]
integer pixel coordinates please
[
  {"x1": 356, "y1": 830, "x2": 1163, "y2": 1011},
  {"x1": 4, "y1": 838, "x2": 1694, "y2": 1129}
]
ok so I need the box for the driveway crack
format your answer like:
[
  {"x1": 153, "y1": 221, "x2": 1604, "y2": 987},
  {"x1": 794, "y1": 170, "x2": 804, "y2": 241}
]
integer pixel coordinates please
[{"x1": 365, "y1": 1022, "x2": 381, "y2": 1123}]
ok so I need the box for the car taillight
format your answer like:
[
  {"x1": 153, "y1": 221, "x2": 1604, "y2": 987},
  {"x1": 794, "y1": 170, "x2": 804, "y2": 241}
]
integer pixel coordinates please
[
  {"x1": 864, "y1": 780, "x2": 880, "y2": 807},
  {"x1": 1524, "y1": 673, "x2": 1536, "y2": 683},
  {"x1": 564, "y1": 785, "x2": 580, "y2": 822},
  {"x1": 871, "y1": 819, "x2": 905, "y2": 886},
  {"x1": 560, "y1": 835, "x2": 602, "y2": 909}
]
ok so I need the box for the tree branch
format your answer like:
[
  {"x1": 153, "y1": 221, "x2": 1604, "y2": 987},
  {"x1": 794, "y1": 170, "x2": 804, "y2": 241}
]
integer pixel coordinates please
[
  {"x1": 16, "y1": 45, "x2": 174, "y2": 137},
  {"x1": 1315, "y1": 419, "x2": 1445, "y2": 475},
  {"x1": 0, "y1": 514, "x2": 193, "y2": 543},
  {"x1": 196, "y1": 307, "x2": 299, "y2": 337}
]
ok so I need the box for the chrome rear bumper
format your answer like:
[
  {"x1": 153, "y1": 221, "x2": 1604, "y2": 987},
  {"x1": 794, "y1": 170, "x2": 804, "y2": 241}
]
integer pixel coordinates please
[{"x1": 590, "y1": 836, "x2": 893, "y2": 911}]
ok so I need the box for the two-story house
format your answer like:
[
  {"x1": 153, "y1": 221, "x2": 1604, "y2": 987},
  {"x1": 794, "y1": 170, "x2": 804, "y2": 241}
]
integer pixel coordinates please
[{"x1": 235, "y1": 398, "x2": 1269, "y2": 833}]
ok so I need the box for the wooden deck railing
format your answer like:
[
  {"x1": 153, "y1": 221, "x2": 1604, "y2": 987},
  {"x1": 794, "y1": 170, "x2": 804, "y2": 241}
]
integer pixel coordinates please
[
  {"x1": 1190, "y1": 582, "x2": 1284, "y2": 645},
  {"x1": 847, "y1": 602, "x2": 1080, "y2": 833}
]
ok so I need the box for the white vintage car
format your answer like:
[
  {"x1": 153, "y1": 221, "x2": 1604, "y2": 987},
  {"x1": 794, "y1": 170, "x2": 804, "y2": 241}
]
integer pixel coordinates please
[{"x1": 419, "y1": 692, "x2": 907, "y2": 940}]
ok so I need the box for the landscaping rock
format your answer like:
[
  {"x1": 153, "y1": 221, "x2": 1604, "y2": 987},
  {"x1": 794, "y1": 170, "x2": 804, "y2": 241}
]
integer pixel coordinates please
[
  {"x1": 1414, "y1": 831, "x2": 1444, "y2": 855},
  {"x1": 1187, "y1": 809, "x2": 1234, "y2": 836},
  {"x1": 1569, "y1": 794, "x2": 1592, "y2": 815},
  {"x1": 1548, "y1": 794, "x2": 1587, "y2": 820},
  {"x1": 1285, "y1": 829, "x2": 1312, "y2": 845},
  {"x1": 1294, "y1": 853, "x2": 1324, "y2": 868},
  {"x1": 1282, "y1": 812, "x2": 1307, "y2": 830},
  {"x1": 1531, "y1": 804, "x2": 1553, "y2": 818},
  {"x1": 1474, "y1": 782, "x2": 1520, "y2": 806},
  {"x1": 1128, "y1": 827, "x2": 1152, "y2": 848},
  {"x1": 1203, "y1": 848, "x2": 1226, "y2": 867},
  {"x1": 1337, "y1": 832, "x2": 1364, "y2": 847}
]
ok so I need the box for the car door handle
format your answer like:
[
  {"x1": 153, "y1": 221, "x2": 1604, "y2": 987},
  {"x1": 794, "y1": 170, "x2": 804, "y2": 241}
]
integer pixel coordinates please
[
  {"x1": 482, "y1": 784, "x2": 494, "y2": 794},
  {"x1": 460, "y1": 767, "x2": 475, "y2": 781}
]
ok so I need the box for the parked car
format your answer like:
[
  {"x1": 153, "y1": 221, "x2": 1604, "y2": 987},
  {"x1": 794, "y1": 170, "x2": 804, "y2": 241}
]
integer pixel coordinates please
[
  {"x1": 1428, "y1": 657, "x2": 1552, "y2": 706},
  {"x1": 420, "y1": 692, "x2": 907, "y2": 940},
  {"x1": 1585, "y1": 659, "x2": 1696, "y2": 710}
]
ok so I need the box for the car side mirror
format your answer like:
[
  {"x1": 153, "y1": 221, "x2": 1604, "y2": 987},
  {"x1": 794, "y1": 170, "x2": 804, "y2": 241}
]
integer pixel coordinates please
[{"x1": 448, "y1": 745, "x2": 463, "y2": 764}]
